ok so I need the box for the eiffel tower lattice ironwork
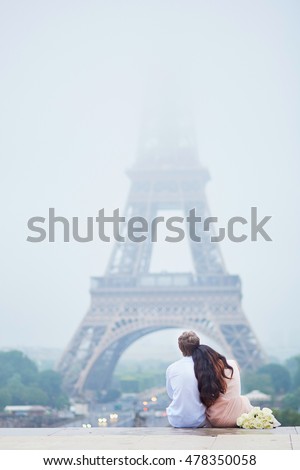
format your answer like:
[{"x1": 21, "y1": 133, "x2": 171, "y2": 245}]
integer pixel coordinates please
[{"x1": 58, "y1": 109, "x2": 265, "y2": 397}]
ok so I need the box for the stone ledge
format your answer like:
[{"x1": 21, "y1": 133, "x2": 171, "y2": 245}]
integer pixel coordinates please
[{"x1": 0, "y1": 427, "x2": 299, "y2": 450}]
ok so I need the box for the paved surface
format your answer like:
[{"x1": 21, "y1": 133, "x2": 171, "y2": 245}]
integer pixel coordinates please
[{"x1": 0, "y1": 427, "x2": 299, "y2": 450}]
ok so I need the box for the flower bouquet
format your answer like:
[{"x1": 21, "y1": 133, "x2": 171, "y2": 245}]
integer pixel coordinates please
[{"x1": 237, "y1": 407, "x2": 281, "y2": 429}]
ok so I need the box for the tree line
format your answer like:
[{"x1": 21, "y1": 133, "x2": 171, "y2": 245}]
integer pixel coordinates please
[
  {"x1": 1, "y1": 349, "x2": 299, "y2": 426},
  {"x1": 241, "y1": 355, "x2": 300, "y2": 425},
  {"x1": 0, "y1": 350, "x2": 68, "y2": 410}
]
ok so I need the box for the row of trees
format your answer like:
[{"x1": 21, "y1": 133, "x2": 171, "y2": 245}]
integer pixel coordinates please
[
  {"x1": 241, "y1": 355, "x2": 300, "y2": 425},
  {"x1": 242, "y1": 356, "x2": 300, "y2": 400},
  {"x1": 0, "y1": 350, "x2": 68, "y2": 410},
  {"x1": 1, "y1": 349, "x2": 300, "y2": 425}
]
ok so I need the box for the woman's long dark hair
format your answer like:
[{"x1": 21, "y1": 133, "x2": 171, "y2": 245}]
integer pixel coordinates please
[{"x1": 192, "y1": 345, "x2": 234, "y2": 407}]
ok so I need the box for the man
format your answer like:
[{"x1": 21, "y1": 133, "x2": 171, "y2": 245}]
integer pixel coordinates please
[{"x1": 166, "y1": 331, "x2": 206, "y2": 428}]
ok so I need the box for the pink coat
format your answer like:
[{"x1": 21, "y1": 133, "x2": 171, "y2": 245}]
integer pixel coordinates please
[{"x1": 206, "y1": 360, "x2": 252, "y2": 427}]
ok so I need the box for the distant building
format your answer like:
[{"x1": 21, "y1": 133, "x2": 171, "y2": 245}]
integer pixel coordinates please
[
  {"x1": 69, "y1": 403, "x2": 89, "y2": 417},
  {"x1": 245, "y1": 390, "x2": 272, "y2": 405},
  {"x1": 4, "y1": 405, "x2": 49, "y2": 416}
]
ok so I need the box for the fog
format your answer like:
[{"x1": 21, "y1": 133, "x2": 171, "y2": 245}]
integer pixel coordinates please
[{"x1": 0, "y1": 1, "x2": 299, "y2": 364}]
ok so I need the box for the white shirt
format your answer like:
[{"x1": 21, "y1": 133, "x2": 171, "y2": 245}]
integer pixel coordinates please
[{"x1": 166, "y1": 356, "x2": 206, "y2": 428}]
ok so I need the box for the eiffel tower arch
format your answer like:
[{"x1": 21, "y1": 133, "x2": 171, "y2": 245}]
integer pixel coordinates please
[{"x1": 58, "y1": 107, "x2": 266, "y2": 397}]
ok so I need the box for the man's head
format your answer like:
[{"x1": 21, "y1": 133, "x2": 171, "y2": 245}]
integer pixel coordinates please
[{"x1": 178, "y1": 331, "x2": 200, "y2": 356}]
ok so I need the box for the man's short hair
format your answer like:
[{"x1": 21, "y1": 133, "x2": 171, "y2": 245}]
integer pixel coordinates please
[{"x1": 178, "y1": 331, "x2": 200, "y2": 356}]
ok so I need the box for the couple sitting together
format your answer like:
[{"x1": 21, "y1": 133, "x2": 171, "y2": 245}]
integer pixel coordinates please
[{"x1": 166, "y1": 331, "x2": 253, "y2": 428}]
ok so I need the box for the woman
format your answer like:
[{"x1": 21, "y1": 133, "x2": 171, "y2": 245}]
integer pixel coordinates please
[{"x1": 192, "y1": 344, "x2": 252, "y2": 427}]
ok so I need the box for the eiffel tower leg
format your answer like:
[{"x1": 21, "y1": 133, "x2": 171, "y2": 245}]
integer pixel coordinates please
[{"x1": 209, "y1": 298, "x2": 266, "y2": 370}]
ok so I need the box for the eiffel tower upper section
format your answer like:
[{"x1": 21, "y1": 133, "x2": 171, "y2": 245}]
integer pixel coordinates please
[{"x1": 105, "y1": 99, "x2": 226, "y2": 279}]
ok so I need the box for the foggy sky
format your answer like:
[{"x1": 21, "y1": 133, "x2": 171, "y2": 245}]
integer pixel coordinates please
[{"x1": 0, "y1": 1, "x2": 299, "y2": 364}]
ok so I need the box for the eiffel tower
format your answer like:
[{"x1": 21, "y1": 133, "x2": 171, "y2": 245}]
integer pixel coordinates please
[{"x1": 58, "y1": 104, "x2": 265, "y2": 398}]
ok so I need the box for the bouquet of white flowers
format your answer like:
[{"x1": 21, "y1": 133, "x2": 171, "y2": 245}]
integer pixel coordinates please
[{"x1": 237, "y1": 407, "x2": 280, "y2": 429}]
